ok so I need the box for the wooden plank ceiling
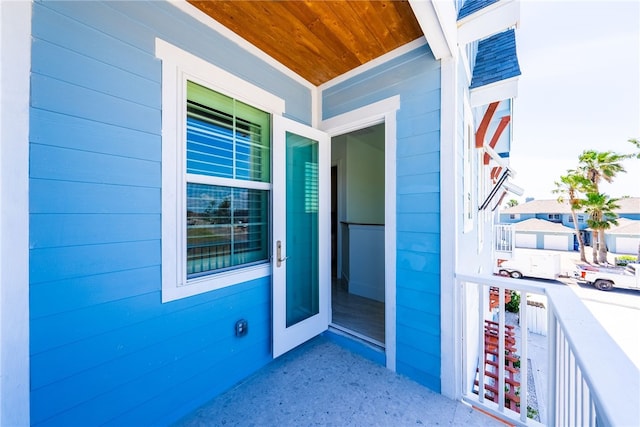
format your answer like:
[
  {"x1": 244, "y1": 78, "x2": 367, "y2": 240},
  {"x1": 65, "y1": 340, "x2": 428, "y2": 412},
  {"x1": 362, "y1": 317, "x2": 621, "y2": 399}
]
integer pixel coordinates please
[{"x1": 188, "y1": 1, "x2": 424, "y2": 86}]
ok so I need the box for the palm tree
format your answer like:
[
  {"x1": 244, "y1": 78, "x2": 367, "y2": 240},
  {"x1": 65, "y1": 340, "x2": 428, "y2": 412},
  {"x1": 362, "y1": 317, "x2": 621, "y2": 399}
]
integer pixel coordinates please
[
  {"x1": 628, "y1": 138, "x2": 640, "y2": 159},
  {"x1": 577, "y1": 150, "x2": 627, "y2": 191},
  {"x1": 577, "y1": 150, "x2": 626, "y2": 263},
  {"x1": 582, "y1": 193, "x2": 620, "y2": 264},
  {"x1": 506, "y1": 199, "x2": 519, "y2": 208},
  {"x1": 553, "y1": 171, "x2": 590, "y2": 262}
]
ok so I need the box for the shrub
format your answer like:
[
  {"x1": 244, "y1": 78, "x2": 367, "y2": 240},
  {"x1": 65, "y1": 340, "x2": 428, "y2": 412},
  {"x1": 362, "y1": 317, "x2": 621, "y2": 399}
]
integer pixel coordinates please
[
  {"x1": 615, "y1": 255, "x2": 638, "y2": 266},
  {"x1": 505, "y1": 290, "x2": 520, "y2": 313}
]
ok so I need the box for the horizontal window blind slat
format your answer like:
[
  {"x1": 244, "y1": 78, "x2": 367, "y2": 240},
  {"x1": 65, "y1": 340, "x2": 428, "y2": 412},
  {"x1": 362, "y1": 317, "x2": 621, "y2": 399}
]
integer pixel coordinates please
[
  {"x1": 186, "y1": 182, "x2": 268, "y2": 277},
  {"x1": 184, "y1": 81, "x2": 270, "y2": 280}
]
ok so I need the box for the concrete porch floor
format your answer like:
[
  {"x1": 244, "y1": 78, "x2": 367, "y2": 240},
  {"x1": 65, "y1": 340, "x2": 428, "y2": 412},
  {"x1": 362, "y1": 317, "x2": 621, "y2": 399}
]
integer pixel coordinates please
[{"x1": 175, "y1": 335, "x2": 502, "y2": 426}]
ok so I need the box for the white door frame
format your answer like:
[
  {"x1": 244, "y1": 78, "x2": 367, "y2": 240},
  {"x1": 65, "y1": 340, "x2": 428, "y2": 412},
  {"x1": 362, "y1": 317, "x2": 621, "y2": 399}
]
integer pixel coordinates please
[{"x1": 320, "y1": 96, "x2": 399, "y2": 371}]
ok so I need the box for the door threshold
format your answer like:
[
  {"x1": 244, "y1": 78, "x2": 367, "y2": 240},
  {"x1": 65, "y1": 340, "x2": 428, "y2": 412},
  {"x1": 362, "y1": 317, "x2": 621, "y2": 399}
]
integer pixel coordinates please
[{"x1": 329, "y1": 323, "x2": 385, "y2": 349}]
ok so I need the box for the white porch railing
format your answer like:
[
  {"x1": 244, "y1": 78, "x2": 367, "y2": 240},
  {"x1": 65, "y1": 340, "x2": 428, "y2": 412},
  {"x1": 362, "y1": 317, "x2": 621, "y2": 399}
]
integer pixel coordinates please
[
  {"x1": 495, "y1": 224, "x2": 514, "y2": 256},
  {"x1": 457, "y1": 273, "x2": 639, "y2": 427}
]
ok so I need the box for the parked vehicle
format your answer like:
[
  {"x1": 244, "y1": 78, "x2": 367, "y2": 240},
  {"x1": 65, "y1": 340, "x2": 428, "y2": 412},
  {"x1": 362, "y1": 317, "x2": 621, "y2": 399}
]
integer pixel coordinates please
[
  {"x1": 495, "y1": 253, "x2": 561, "y2": 280},
  {"x1": 576, "y1": 263, "x2": 640, "y2": 291}
]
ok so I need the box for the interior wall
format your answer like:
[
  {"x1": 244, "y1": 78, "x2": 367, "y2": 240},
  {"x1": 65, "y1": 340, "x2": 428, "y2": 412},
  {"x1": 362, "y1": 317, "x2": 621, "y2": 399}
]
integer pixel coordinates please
[
  {"x1": 346, "y1": 131, "x2": 385, "y2": 224},
  {"x1": 331, "y1": 125, "x2": 385, "y2": 284},
  {"x1": 331, "y1": 124, "x2": 385, "y2": 225}
]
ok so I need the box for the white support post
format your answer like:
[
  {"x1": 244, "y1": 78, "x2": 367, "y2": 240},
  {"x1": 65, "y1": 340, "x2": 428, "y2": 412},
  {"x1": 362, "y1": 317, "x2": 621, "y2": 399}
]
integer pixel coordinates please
[
  {"x1": 547, "y1": 310, "x2": 557, "y2": 427},
  {"x1": 439, "y1": 54, "x2": 460, "y2": 399},
  {"x1": 498, "y1": 287, "x2": 505, "y2": 412},
  {"x1": 477, "y1": 283, "x2": 485, "y2": 404},
  {"x1": 519, "y1": 292, "x2": 528, "y2": 423},
  {"x1": 0, "y1": 1, "x2": 31, "y2": 425}
]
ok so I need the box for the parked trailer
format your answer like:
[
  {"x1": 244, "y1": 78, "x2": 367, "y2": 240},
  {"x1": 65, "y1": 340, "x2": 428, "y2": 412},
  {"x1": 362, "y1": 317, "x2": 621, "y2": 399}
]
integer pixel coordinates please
[
  {"x1": 495, "y1": 253, "x2": 561, "y2": 280},
  {"x1": 576, "y1": 263, "x2": 640, "y2": 291}
]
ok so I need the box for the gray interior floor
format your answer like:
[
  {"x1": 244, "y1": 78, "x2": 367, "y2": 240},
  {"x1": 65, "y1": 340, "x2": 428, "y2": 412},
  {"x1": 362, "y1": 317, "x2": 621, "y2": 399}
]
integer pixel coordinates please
[
  {"x1": 175, "y1": 335, "x2": 501, "y2": 426},
  {"x1": 332, "y1": 279, "x2": 385, "y2": 344}
]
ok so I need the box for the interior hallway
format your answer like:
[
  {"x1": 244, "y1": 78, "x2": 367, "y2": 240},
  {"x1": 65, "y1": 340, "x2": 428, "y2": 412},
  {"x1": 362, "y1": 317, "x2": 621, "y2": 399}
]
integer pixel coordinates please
[{"x1": 331, "y1": 279, "x2": 385, "y2": 345}]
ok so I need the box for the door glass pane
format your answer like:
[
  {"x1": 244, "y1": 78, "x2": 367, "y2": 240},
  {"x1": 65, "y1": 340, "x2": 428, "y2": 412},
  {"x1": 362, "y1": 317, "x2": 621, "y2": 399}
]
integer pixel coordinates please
[{"x1": 286, "y1": 132, "x2": 319, "y2": 327}]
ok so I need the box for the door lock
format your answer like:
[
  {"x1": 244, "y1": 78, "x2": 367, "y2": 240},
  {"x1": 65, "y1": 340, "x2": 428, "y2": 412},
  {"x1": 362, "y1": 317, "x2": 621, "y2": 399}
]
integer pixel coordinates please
[{"x1": 276, "y1": 240, "x2": 289, "y2": 267}]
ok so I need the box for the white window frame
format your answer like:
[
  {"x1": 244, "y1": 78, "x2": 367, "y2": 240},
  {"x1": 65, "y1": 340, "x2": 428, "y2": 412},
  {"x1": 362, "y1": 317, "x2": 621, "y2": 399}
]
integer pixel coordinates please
[{"x1": 156, "y1": 39, "x2": 285, "y2": 302}]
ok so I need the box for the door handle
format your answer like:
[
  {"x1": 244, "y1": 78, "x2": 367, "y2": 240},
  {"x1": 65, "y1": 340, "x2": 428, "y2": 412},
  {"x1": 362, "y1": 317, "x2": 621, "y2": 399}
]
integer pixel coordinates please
[{"x1": 276, "y1": 240, "x2": 289, "y2": 267}]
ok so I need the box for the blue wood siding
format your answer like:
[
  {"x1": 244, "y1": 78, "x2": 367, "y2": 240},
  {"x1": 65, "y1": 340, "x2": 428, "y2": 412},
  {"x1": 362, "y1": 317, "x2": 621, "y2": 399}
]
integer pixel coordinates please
[
  {"x1": 499, "y1": 213, "x2": 536, "y2": 224},
  {"x1": 323, "y1": 45, "x2": 443, "y2": 391},
  {"x1": 29, "y1": 1, "x2": 312, "y2": 425}
]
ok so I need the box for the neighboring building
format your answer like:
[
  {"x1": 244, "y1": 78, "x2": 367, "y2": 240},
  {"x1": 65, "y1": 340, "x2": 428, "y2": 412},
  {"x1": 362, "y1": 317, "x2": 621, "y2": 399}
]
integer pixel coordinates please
[
  {"x1": 0, "y1": 1, "x2": 523, "y2": 425},
  {"x1": 513, "y1": 218, "x2": 576, "y2": 251},
  {"x1": 617, "y1": 197, "x2": 640, "y2": 220},
  {"x1": 501, "y1": 197, "x2": 640, "y2": 251},
  {"x1": 501, "y1": 199, "x2": 583, "y2": 227},
  {"x1": 602, "y1": 218, "x2": 640, "y2": 255}
]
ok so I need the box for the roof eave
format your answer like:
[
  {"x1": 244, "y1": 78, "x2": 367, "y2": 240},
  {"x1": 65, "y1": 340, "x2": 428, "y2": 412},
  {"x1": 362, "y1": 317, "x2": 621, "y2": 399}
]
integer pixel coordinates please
[
  {"x1": 458, "y1": 0, "x2": 520, "y2": 44},
  {"x1": 409, "y1": 0, "x2": 457, "y2": 59},
  {"x1": 470, "y1": 76, "x2": 519, "y2": 107}
]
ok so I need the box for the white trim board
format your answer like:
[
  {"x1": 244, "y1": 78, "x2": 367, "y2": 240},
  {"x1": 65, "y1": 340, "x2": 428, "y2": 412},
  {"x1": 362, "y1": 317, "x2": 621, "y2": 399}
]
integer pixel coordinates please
[
  {"x1": 0, "y1": 0, "x2": 31, "y2": 425},
  {"x1": 320, "y1": 96, "x2": 400, "y2": 134},
  {"x1": 470, "y1": 76, "x2": 519, "y2": 107},
  {"x1": 409, "y1": 0, "x2": 457, "y2": 60},
  {"x1": 457, "y1": 0, "x2": 520, "y2": 45},
  {"x1": 320, "y1": 96, "x2": 399, "y2": 372},
  {"x1": 439, "y1": 56, "x2": 461, "y2": 399}
]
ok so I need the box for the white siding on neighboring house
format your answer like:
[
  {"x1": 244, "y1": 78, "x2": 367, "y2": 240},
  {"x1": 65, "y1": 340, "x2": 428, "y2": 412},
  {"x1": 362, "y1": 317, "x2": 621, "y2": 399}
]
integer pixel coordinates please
[
  {"x1": 515, "y1": 233, "x2": 536, "y2": 248},
  {"x1": 615, "y1": 237, "x2": 640, "y2": 255},
  {"x1": 543, "y1": 235, "x2": 569, "y2": 251}
]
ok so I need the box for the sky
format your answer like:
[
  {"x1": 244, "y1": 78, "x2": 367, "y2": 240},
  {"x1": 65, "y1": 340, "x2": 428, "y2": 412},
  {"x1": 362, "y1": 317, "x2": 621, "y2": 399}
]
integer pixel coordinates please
[{"x1": 508, "y1": 0, "x2": 640, "y2": 202}]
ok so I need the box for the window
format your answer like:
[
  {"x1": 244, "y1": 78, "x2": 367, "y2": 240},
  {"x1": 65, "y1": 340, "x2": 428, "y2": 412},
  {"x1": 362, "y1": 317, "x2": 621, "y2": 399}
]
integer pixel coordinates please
[
  {"x1": 185, "y1": 82, "x2": 270, "y2": 278},
  {"x1": 548, "y1": 214, "x2": 560, "y2": 220},
  {"x1": 157, "y1": 39, "x2": 285, "y2": 302},
  {"x1": 509, "y1": 214, "x2": 519, "y2": 220},
  {"x1": 568, "y1": 215, "x2": 585, "y2": 223}
]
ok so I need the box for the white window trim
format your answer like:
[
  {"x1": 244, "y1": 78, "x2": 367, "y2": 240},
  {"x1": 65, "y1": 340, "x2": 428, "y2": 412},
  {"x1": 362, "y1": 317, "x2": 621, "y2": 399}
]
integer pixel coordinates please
[{"x1": 155, "y1": 39, "x2": 285, "y2": 302}]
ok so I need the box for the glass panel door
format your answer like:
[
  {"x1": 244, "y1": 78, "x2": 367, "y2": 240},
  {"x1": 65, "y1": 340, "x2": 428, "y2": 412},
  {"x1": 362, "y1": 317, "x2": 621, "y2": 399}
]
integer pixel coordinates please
[
  {"x1": 272, "y1": 115, "x2": 329, "y2": 358},
  {"x1": 286, "y1": 132, "x2": 319, "y2": 326}
]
